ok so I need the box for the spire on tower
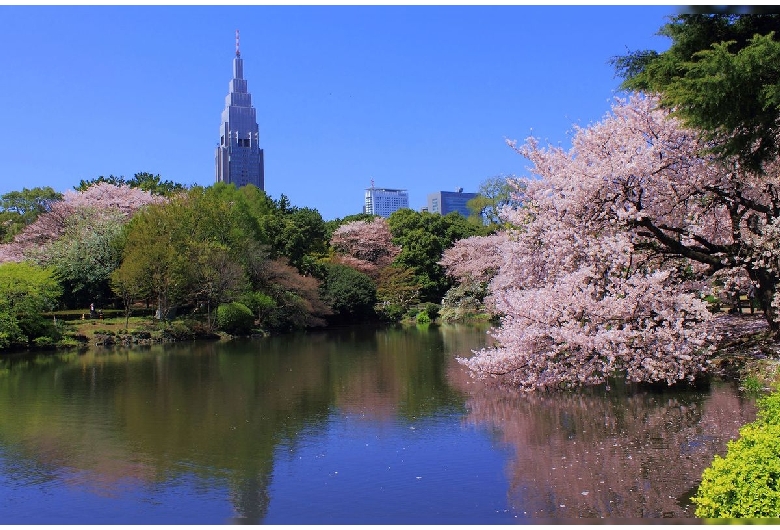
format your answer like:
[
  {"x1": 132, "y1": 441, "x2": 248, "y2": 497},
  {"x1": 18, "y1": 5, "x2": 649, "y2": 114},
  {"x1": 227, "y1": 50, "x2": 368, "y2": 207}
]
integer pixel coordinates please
[{"x1": 235, "y1": 29, "x2": 240, "y2": 57}]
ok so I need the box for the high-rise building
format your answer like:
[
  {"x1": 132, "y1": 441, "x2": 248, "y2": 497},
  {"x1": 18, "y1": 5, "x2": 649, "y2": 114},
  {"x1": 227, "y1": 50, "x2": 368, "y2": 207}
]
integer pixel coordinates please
[
  {"x1": 427, "y1": 188, "x2": 478, "y2": 217},
  {"x1": 364, "y1": 186, "x2": 409, "y2": 218},
  {"x1": 215, "y1": 31, "x2": 265, "y2": 189}
]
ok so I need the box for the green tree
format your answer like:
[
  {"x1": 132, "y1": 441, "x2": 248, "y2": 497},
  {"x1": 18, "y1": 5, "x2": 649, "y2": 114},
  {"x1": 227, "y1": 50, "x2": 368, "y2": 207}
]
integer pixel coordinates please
[
  {"x1": 388, "y1": 209, "x2": 484, "y2": 303},
  {"x1": 190, "y1": 243, "x2": 248, "y2": 331},
  {"x1": 0, "y1": 262, "x2": 61, "y2": 348},
  {"x1": 110, "y1": 257, "x2": 144, "y2": 330},
  {"x1": 260, "y1": 200, "x2": 328, "y2": 273},
  {"x1": 216, "y1": 302, "x2": 255, "y2": 335},
  {"x1": 613, "y1": 14, "x2": 780, "y2": 171},
  {"x1": 31, "y1": 207, "x2": 126, "y2": 308},
  {"x1": 113, "y1": 184, "x2": 329, "y2": 331},
  {"x1": 375, "y1": 264, "x2": 420, "y2": 321},
  {"x1": 76, "y1": 172, "x2": 186, "y2": 196},
  {"x1": 126, "y1": 172, "x2": 186, "y2": 196},
  {"x1": 0, "y1": 186, "x2": 62, "y2": 242},
  {"x1": 466, "y1": 176, "x2": 522, "y2": 226},
  {"x1": 115, "y1": 199, "x2": 193, "y2": 322},
  {"x1": 320, "y1": 263, "x2": 377, "y2": 322}
]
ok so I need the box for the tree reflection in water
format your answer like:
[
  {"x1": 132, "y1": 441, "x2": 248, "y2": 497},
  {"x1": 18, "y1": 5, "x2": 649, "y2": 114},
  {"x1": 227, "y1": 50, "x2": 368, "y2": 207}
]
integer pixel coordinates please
[{"x1": 453, "y1": 370, "x2": 757, "y2": 520}]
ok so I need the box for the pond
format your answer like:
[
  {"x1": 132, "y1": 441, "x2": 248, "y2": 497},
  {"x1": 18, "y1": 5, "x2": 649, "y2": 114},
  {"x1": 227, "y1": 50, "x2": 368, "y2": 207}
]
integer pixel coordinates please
[{"x1": 0, "y1": 323, "x2": 756, "y2": 524}]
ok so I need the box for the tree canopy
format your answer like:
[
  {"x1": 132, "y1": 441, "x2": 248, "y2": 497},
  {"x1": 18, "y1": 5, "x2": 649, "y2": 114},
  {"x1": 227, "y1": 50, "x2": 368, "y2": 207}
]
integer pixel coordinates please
[
  {"x1": 0, "y1": 262, "x2": 61, "y2": 348},
  {"x1": 75, "y1": 172, "x2": 186, "y2": 196},
  {"x1": 0, "y1": 186, "x2": 62, "y2": 242},
  {"x1": 447, "y1": 95, "x2": 780, "y2": 390},
  {"x1": 613, "y1": 14, "x2": 780, "y2": 172},
  {"x1": 388, "y1": 208, "x2": 487, "y2": 303},
  {"x1": 466, "y1": 176, "x2": 522, "y2": 226}
]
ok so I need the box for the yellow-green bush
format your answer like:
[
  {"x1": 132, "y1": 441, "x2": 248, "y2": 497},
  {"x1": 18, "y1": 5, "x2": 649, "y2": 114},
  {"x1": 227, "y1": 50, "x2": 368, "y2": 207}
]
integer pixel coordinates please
[{"x1": 693, "y1": 392, "x2": 780, "y2": 518}]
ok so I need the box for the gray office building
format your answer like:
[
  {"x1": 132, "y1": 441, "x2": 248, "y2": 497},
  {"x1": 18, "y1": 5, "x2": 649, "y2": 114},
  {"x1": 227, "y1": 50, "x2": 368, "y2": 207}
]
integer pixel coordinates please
[
  {"x1": 215, "y1": 31, "x2": 265, "y2": 189},
  {"x1": 427, "y1": 188, "x2": 478, "y2": 217}
]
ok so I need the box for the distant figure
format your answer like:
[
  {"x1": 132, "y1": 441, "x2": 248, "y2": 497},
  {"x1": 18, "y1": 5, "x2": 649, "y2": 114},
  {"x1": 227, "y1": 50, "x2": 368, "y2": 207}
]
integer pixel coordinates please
[
  {"x1": 90, "y1": 303, "x2": 96, "y2": 319},
  {"x1": 748, "y1": 283, "x2": 757, "y2": 315}
]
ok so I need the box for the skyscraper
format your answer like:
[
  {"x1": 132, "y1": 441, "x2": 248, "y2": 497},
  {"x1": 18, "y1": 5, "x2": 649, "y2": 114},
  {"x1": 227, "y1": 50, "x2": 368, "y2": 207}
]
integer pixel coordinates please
[{"x1": 215, "y1": 30, "x2": 265, "y2": 189}]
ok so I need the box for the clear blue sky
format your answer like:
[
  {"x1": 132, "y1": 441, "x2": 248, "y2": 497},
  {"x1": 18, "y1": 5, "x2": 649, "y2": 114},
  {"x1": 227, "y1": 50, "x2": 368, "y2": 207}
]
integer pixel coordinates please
[{"x1": 0, "y1": 5, "x2": 676, "y2": 221}]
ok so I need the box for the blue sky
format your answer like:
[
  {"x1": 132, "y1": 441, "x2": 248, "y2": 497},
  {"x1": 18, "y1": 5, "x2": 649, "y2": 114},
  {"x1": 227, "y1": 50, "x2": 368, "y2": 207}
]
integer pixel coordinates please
[{"x1": 0, "y1": 5, "x2": 676, "y2": 221}]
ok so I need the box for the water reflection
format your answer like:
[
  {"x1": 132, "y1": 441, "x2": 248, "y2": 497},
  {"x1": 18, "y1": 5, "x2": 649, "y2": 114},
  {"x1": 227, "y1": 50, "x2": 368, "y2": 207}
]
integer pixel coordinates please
[
  {"x1": 0, "y1": 324, "x2": 484, "y2": 523},
  {"x1": 455, "y1": 376, "x2": 756, "y2": 519},
  {"x1": 0, "y1": 324, "x2": 759, "y2": 523}
]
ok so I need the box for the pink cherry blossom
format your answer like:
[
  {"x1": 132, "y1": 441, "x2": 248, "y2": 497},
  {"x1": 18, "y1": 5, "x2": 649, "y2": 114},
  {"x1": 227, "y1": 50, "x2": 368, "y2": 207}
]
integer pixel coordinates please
[
  {"x1": 330, "y1": 217, "x2": 400, "y2": 279},
  {"x1": 455, "y1": 95, "x2": 780, "y2": 390},
  {"x1": 0, "y1": 183, "x2": 163, "y2": 263}
]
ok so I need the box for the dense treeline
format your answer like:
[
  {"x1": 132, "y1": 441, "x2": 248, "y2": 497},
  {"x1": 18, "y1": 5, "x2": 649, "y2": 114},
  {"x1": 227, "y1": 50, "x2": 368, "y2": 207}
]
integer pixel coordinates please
[{"x1": 0, "y1": 175, "x2": 490, "y2": 350}]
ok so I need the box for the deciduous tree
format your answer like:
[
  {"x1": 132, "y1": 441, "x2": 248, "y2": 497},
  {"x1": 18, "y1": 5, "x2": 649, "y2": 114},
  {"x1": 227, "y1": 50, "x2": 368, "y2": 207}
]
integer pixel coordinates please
[
  {"x1": 388, "y1": 209, "x2": 485, "y2": 303},
  {"x1": 330, "y1": 217, "x2": 400, "y2": 280},
  {"x1": 0, "y1": 262, "x2": 61, "y2": 348},
  {"x1": 457, "y1": 95, "x2": 780, "y2": 390},
  {"x1": 466, "y1": 176, "x2": 523, "y2": 226}
]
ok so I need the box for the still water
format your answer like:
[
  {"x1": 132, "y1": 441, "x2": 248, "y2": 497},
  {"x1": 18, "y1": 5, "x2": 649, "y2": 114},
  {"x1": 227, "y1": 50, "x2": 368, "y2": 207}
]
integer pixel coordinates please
[{"x1": 0, "y1": 324, "x2": 756, "y2": 524}]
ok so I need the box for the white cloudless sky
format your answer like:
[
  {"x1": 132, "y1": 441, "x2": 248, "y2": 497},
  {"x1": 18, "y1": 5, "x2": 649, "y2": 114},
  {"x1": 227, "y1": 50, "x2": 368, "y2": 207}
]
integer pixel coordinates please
[{"x1": 0, "y1": 5, "x2": 676, "y2": 221}]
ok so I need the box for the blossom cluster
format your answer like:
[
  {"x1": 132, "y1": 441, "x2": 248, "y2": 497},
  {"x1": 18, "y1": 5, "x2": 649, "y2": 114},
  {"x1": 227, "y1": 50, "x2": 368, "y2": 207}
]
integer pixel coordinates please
[
  {"x1": 446, "y1": 95, "x2": 773, "y2": 390},
  {"x1": 0, "y1": 183, "x2": 163, "y2": 264}
]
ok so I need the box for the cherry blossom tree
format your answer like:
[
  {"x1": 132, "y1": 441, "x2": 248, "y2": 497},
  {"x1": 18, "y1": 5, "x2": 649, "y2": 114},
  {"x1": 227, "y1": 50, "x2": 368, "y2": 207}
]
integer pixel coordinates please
[
  {"x1": 329, "y1": 217, "x2": 400, "y2": 280},
  {"x1": 0, "y1": 183, "x2": 163, "y2": 263},
  {"x1": 453, "y1": 94, "x2": 780, "y2": 390}
]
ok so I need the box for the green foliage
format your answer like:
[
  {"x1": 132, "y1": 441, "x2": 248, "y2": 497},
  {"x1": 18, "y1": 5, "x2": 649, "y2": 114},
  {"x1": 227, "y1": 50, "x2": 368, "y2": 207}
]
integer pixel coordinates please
[
  {"x1": 239, "y1": 291, "x2": 278, "y2": 328},
  {"x1": 466, "y1": 176, "x2": 523, "y2": 226},
  {"x1": 0, "y1": 262, "x2": 62, "y2": 349},
  {"x1": 261, "y1": 202, "x2": 328, "y2": 272},
  {"x1": 415, "y1": 310, "x2": 431, "y2": 324},
  {"x1": 375, "y1": 264, "x2": 420, "y2": 321},
  {"x1": 216, "y1": 302, "x2": 255, "y2": 335},
  {"x1": 440, "y1": 281, "x2": 490, "y2": 323},
  {"x1": 423, "y1": 302, "x2": 441, "y2": 322},
  {"x1": 75, "y1": 172, "x2": 186, "y2": 196},
  {"x1": 320, "y1": 263, "x2": 377, "y2": 322},
  {"x1": 388, "y1": 209, "x2": 485, "y2": 303},
  {"x1": 0, "y1": 186, "x2": 62, "y2": 242},
  {"x1": 376, "y1": 303, "x2": 405, "y2": 323},
  {"x1": 693, "y1": 391, "x2": 780, "y2": 517},
  {"x1": 614, "y1": 14, "x2": 780, "y2": 171},
  {"x1": 34, "y1": 207, "x2": 126, "y2": 308},
  {"x1": 743, "y1": 375, "x2": 764, "y2": 394}
]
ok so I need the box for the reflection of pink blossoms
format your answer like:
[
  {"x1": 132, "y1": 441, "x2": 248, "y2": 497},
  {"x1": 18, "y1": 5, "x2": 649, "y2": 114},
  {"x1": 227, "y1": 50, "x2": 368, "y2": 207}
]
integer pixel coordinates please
[{"x1": 0, "y1": 183, "x2": 164, "y2": 263}]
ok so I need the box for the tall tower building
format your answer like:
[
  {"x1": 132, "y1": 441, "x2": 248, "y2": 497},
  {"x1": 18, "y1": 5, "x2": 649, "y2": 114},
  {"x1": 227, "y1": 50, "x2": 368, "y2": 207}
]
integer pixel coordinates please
[{"x1": 215, "y1": 30, "x2": 265, "y2": 189}]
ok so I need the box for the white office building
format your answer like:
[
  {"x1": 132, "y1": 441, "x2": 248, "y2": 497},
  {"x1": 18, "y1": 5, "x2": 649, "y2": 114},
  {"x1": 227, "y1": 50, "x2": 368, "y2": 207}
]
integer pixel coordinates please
[{"x1": 364, "y1": 187, "x2": 409, "y2": 218}]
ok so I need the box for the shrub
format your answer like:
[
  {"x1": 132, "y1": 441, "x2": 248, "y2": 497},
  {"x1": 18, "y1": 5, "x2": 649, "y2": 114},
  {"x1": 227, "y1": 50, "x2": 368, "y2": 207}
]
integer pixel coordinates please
[
  {"x1": 423, "y1": 302, "x2": 440, "y2": 321},
  {"x1": 416, "y1": 311, "x2": 431, "y2": 324},
  {"x1": 32, "y1": 336, "x2": 55, "y2": 348},
  {"x1": 216, "y1": 302, "x2": 255, "y2": 335},
  {"x1": 693, "y1": 392, "x2": 780, "y2": 518},
  {"x1": 375, "y1": 303, "x2": 405, "y2": 323}
]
